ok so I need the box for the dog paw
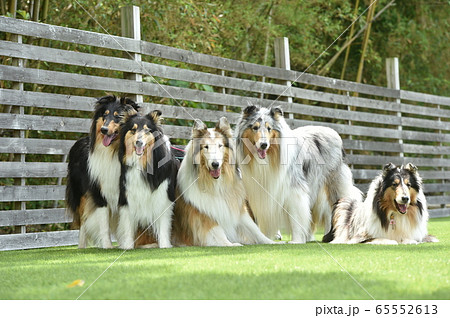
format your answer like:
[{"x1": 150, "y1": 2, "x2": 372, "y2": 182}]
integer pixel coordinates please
[
  {"x1": 402, "y1": 239, "x2": 418, "y2": 245},
  {"x1": 230, "y1": 243, "x2": 243, "y2": 247},
  {"x1": 159, "y1": 244, "x2": 173, "y2": 249},
  {"x1": 288, "y1": 240, "x2": 306, "y2": 244},
  {"x1": 137, "y1": 243, "x2": 158, "y2": 249},
  {"x1": 366, "y1": 239, "x2": 398, "y2": 245}
]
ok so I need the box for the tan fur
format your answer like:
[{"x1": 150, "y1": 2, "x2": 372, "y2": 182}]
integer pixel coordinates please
[
  {"x1": 172, "y1": 188, "x2": 220, "y2": 246},
  {"x1": 79, "y1": 193, "x2": 97, "y2": 225}
]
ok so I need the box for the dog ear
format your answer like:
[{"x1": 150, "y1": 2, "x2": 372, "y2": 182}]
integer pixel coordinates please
[
  {"x1": 148, "y1": 110, "x2": 162, "y2": 125},
  {"x1": 403, "y1": 162, "x2": 418, "y2": 174},
  {"x1": 215, "y1": 117, "x2": 232, "y2": 138},
  {"x1": 120, "y1": 96, "x2": 140, "y2": 111},
  {"x1": 382, "y1": 162, "x2": 397, "y2": 176},
  {"x1": 120, "y1": 109, "x2": 137, "y2": 126},
  {"x1": 243, "y1": 104, "x2": 259, "y2": 118},
  {"x1": 270, "y1": 106, "x2": 283, "y2": 121},
  {"x1": 192, "y1": 119, "x2": 207, "y2": 138}
]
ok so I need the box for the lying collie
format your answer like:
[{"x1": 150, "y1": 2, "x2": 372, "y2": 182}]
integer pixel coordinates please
[
  {"x1": 323, "y1": 163, "x2": 438, "y2": 245},
  {"x1": 172, "y1": 117, "x2": 277, "y2": 247},
  {"x1": 66, "y1": 95, "x2": 139, "y2": 248},
  {"x1": 235, "y1": 105, "x2": 361, "y2": 243},
  {"x1": 116, "y1": 111, "x2": 179, "y2": 249}
]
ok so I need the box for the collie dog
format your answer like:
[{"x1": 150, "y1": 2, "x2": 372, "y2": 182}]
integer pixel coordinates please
[
  {"x1": 323, "y1": 163, "x2": 438, "y2": 245},
  {"x1": 116, "y1": 111, "x2": 178, "y2": 249},
  {"x1": 172, "y1": 117, "x2": 276, "y2": 247},
  {"x1": 66, "y1": 95, "x2": 138, "y2": 248},
  {"x1": 235, "y1": 105, "x2": 362, "y2": 243}
]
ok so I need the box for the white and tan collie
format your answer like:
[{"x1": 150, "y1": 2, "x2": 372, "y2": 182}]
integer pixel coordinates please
[
  {"x1": 323, "y1": 163, "x2": 438, "y2": 245},
  {"x1": 116, "y1": 111, "x2": 179, "y2": 249},
  {"x1": 66, "y1": 95, "x2": 139, "y2": 248},
  {"x1": 172, "y1": 117, "x2": 277, "y2": 247},
  {"x1": 235, "y1": 105, "x2": 362, "y2": 243}
]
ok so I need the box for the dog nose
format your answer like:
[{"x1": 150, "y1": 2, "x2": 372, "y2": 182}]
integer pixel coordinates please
[
  {"x1": 135, "y1": 140, "x2": 144, "y2": 148},
  {"x1": 211, "y1": 161, "x2": 219, "y2": 169},
  {"x1": 260, "y1": 142, "x2": 268, "y2": 150},
  {"x1": 401, "y1": 196, "x2": 409, "y2": 203},
  {"x1": 100, "y1": 127, "x2": 109, "y2": 135}
]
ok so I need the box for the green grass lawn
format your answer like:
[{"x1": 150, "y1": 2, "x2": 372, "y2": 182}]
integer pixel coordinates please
[{"x1": 1, "y1": 217, "x2": 449, "y2": 300}]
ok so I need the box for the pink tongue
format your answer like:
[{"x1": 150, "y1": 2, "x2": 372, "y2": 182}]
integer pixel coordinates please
[
  {"x1": 210, "y1": 169, "x2": 221, "y2": 179},
  {"x1": 135, "y1": 146, "x2": 144, "y2": 156},
  {"x1": 257, "y1": 149, "x2": 267, "y2": 159},
  {"x1": 102, "y1": 134, "x2": 116, "y2": 147},
  {"x1": 398, "y1": 204, "x2": 407, "y2": 213}
]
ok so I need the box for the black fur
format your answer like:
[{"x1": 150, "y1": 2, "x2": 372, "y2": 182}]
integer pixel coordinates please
[
  {"x1": 302, "y1": 160, "x2": 310, "y2": 178},
  {"x1": 118, "y1": 113, "x2": 179, "y2": 207}
]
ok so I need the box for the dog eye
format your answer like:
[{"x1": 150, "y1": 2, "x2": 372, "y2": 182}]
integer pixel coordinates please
[
  {"x1": 267, "y1": 127, "x2": 272, "y2": 132},
  {"x1": 203, "y1": 145, "x2": 209, "y2": 150},
  {"x1": 130, "y1": 129, "x2": 136, "y2": 134},
  {"x1": 218, "y1": 144, "x2": 223, "y2": 148},
  {"x1": 406, "y1": 183, "x2": 411, "y2": 188},
  {"x1": 252, "y1": 126, "x2": 259, "y2": 131}
]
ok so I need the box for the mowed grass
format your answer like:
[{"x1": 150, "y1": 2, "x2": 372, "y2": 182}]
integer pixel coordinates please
[{"x1": 0, "y1": 218, "x2": 449, "y2": 300}]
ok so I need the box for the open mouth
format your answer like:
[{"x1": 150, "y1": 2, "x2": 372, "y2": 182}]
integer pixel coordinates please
[
  {"x1": 135, "y1": 146, "x2": 145, "y2": 156},
  {"x1": 257, "y1": 148, "x2": 267, "y2": 159},
  {"x1": 102, "y1": 133, "x2": 117, "y2": 147},
  {"x1": 209, "y1": 168, "x2": 221, "y2": 179},
  {"x1": 394, "y1": 201, "x2": 408, "y2": 214}
]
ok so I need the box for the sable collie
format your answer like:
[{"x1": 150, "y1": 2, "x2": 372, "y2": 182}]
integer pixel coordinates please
[
  {"x1": 235, "y1": 105, "x2": 362, "y2": 243},
  {"x1": 323, "y1": 163, "x2": 438, "y2": 245},
  {"x1": 66, "y1": 95, "x2": 139, "y2": 248},
  {"x1": 172, "y1": 117, "x2": 276, "y2": 247},
  {"x1": 116, "y1": 111, "x2": 178, "y2": 249}
]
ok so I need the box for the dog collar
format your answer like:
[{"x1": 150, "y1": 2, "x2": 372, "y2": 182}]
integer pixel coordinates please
[{"x1": 390, "y1": 213, "x2": 396, "y2": 230}]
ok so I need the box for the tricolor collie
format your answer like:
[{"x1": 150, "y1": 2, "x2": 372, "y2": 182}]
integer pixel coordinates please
[
  {"x1": 116, "y1": 111, "x2": 178, "y2": 249},
  {"x1": 172, "y1": 118, "x2": 276, "y2": 247},
  {"x1": 323, "y1": 163, "x2": 438, "y2": 245},
  {"x1": 235, "y1": 105, "x2": 362, "y2": 243},
  {"x1": 66, "y1": 95, "x2": 139, "y2": 248}
]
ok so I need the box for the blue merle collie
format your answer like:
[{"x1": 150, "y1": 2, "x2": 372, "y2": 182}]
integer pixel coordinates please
[
  {"x1": 66, "y1": 95, "x2": 139, "y2": 248},
  {"x1": 116, "y1": 111, "x2": 178, "y2": 249},
  {"x1": 235, "y1": 105, "x2": 362, "y2": 243},
  {"x1": 324, "y1": 163, "x2": 438, "y2": 245}
]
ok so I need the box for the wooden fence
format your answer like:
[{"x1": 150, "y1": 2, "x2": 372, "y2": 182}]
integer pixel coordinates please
[{"x1": 0, "y1": 9, "x2": 449, "y2": 250}]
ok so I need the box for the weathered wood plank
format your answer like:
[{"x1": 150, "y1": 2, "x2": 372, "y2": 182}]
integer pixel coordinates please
[
  {"x1": 423, "y1": 183, "x2": 450, "y2": 193},
  {"x1": 427, "y1": 196, "x2": 449, "y2": 206},
  {"x1": 346, "y1": 154, "x2": 450, "y2": 167},
  {"x1": 0, "y1": 113, "x2": 90, "y2": 133},
  {"x1": 400, "y1": 90, "x2": 450, "y2": 107},
  {"x1": 0, "y1": 230, "x2": 78, "y2": 251},
  {"x1": 0, "y1": 137, "x2": 76, "y2": 155},
  {"x1": 0, "y1": 162, "x2": 68, "y2": 178},
  {"x1": 352, "y1": 169, "x2": 450, "y2": 180},
  {"x1": 0, "y1": 208, "x2": 71, "y2": 226},
  {"x1": 0, "y1": 88, "x2": 94, "y2": 112},
  {"x1": 429, "y1": 208, "x2": 450, "y2": 218},
  {"x1": 0, "y1": 185, "x2": 66, "y2": 202}
]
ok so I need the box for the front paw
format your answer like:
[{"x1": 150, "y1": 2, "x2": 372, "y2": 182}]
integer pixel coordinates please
[
  {"x1": 230, "y1": 243, "x2": 243, "y2": 247},
  {"x1": 402, "y1": 239, "x2": 418, "y2": 245},
  {"x1": 288, "y1": 240, "x2": 306, "y2": 244}
]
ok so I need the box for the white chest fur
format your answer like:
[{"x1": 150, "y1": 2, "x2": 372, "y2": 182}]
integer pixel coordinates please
[
  {"x1": 88, "y1": 145, "x2": 121, "y2": 213},
  {"x1": 124, "y1": 167, "x2": 172, "y2": 226}
]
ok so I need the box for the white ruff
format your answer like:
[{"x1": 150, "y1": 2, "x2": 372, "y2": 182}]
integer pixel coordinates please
[{"x1": 88, "y1": 144, "x2": 120, "y2": 213}]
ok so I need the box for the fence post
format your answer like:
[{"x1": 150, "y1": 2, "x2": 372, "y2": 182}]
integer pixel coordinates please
[
  {"x1": 121, "y1": 5, "x2": 143, "y2": 104},
  {"x1": 274, "y1": 37, "x2": 293, "y2": 119},
  {"x1": 386, "y1": 57, "x2": 403, "y2": 158}
]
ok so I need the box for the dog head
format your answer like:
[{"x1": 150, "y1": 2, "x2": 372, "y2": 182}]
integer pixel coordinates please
[
  {"x1": 120, "y1": 110, "x2": 162, "y2": 166},
  {"x1": 238, "y1": 105, "x2": 282, "y2": 160},
  {"x1": 92, "y1": 95, "x2": 139, "y2": 148},
  {"x1": 381, "y1": 162, "x2": 422, "y2": 214},
  {"x1": 192, "y1": 117, "x2": 232, "y2": 179}
]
